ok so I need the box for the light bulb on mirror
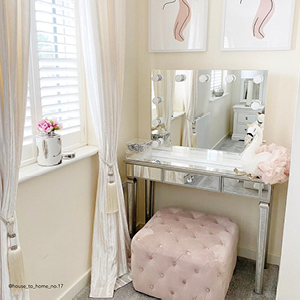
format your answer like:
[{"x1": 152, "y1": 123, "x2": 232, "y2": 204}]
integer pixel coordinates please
[
  {"x1": 199, "y1": 74, "x2": 210, "y2": 83},
  {"x1": 152, "y1": 97, "x2": 163, "y2": 105},
  {"x1": 251, "y1": 100, "x2": 261, "y2": 110},
  {"x1": 151, "y1": 74, "x2": 163, "y2": 82},
  {"x1": 225, "y1": 74, "x2": 237, "y2": 83},
  {"x1": 253, "y1": 75, "x2": 264, "y2": 84},
  {"x1": 175, "y1": 74, "x2": 187, "y2": 82},
  {"x1": 152, "y1": 118, "x2": 163, "y2": 127},
  {"x1": 152, "y1": 138, "x2": 164, "y2": 148}
]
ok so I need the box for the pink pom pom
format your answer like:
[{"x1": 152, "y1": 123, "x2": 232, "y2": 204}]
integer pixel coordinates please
[{"x1": 256, "y1": 144, "x2": 291, "y2": 185}]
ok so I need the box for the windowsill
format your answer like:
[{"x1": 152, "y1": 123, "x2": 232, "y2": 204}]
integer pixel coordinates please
[
  {"x1": 171, "y1": 111, "x2": 185, "y2": 120},
  {"x1": 19, "y1": 145, "x2": 98, "y2": 184},
  {"x1": 209, "y1": 93, "x2": 229, "y2": 102}
]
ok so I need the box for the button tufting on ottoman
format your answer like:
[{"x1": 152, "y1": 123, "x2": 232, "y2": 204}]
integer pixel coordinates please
[{"x1": 131, "y1": 208, "x2": 239, "y2": 300}]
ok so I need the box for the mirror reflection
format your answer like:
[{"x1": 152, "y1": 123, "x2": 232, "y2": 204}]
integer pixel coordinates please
[{"x1": 151, "y1": 69, "x2": 268, "y2": 153}]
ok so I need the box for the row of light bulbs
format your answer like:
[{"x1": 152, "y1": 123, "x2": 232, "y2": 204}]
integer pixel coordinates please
[{"x1": 152, "y1": 74, "x2": 264, "y2": 84}]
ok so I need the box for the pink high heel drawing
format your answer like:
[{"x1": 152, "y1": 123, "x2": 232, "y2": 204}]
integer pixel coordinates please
[
  {"x1": 241, "y1": 0, "x2": 275, "y2": 39},
  {"x1": 163, "y1": 0, "x2": 191, "y2": 42}
]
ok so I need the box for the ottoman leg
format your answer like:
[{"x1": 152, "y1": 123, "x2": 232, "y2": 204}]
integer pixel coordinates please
[
  {"x1": 255, "y1": 202, "x2": 270, "y2": 294},
  {"x1": 128, "y1": 178, "x2": 137, "y2": 238}
]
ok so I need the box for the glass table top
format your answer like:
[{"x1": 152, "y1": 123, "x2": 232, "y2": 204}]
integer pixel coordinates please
[{"x1": 125, "y1": 146, "x2": 245, "y2": 177}]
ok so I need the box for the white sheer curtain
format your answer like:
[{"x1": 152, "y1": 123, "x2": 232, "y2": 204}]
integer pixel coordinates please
[
  {"x1": 78, "y1": 0, "x2": 131, "y2": 298},
  {"x1": 0, "y1": 1, "x2": 31, "y2": 299},
  {"x1": 182, "y1": 71, "x2": 197, "y2": 147}
]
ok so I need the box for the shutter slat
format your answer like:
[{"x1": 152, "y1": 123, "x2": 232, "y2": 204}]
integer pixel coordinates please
[
  {"x1": 39, "y1": 50, "x2": 77, "y2": 56},
  {"x1": 42, "y1": 101, "x2": 80, "y2": 110},
  {"x1": 35, "y1": 10, "x2": 76, "y2": 20},
  {"x1": 41, "y1": 84, "x2": 78, "y2": 92},
  {"x1": 38, "y1": 40, "x2": 77, "y2": 47},
  {"x1": 42, "y1": 98, "x2": 79, "y2": 107},
  {"x1": 40, "y1": 76, "x2": 78, "y2": 87},
  {"x1": 43, "y1": 109, "x2": 80, "y2": 118},
  {"x1": 35, "y1": 0, "x2": 75, "y2": 13},
  {"x1": 36, "y1": 20, "x2": 76, "y2": 30},
  {"x1": 41, "y1": 93, "x2": 79, "y2": 102},
  {"x1": 61, "y1": 119, "x2": 81, "y2": 126},
  {"x1": 37, "y1": 30, "x2": 76, "y2": 38},
  {"x1": 59, "y1": 125, "x2": 81, "y2": 135}
]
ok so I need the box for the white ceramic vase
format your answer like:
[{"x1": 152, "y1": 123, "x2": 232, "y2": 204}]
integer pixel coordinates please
[{"x1": 36, "y1": 133, "x2": 62, "y2": 166}]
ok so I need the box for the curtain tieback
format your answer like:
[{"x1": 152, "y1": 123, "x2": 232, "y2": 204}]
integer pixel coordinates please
[
  {"x1": 0, "y1": 214, "x2": 26, "y2": 293},
  {"x1": 0, "y1": 214, "x2": 16, "y2": 238},
  {"x1": 99, "y1": 154, "x2": 119, "y2": 214}
]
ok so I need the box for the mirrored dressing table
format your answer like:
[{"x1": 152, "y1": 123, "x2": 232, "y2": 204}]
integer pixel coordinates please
[{"x1": 124, "y1": 146, "x2": 273, "y2": 295}]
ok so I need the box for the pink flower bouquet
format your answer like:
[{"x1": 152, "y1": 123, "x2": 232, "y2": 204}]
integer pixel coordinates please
[{"x1": 37, "y1": 118, "x2": 63, "y2": 134}]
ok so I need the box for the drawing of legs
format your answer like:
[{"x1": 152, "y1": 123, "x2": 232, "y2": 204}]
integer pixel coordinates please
[
  {"x1": 252, "y1": 0, "x2": 275, "y2": 39},
  {"x1": 163, "y1": 0, "x2": 191, "y2": 42}
]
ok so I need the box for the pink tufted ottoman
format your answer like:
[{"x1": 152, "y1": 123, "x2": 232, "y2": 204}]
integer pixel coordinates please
[{"x1": 131, "y1": 208, "x2": 239, "y2": 300}]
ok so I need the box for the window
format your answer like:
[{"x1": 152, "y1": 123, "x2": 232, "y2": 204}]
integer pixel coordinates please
[
  {"x1": 210, "y1": 70, "x2": 223, "y2": 92},
  {"x1": 22, "y1": 0, "x2": 86, "y2": 166}
]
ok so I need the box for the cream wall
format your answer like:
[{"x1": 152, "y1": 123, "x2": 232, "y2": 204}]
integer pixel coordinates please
[
  {"x1": 137, "y1": 1, "x2": 300, "y2": 263},
  {"x1": 16, "y1": 1, "x2": 139, "y2": 299},
  {"x1": 276, "y1": 79, "x2": 300, "y2": 300},
  {"x1": 17, "y1": 157, "x2": 98, "y2": 300}
]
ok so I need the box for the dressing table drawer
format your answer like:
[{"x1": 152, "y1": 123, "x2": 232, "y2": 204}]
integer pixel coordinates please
[
  {"x1": 237, "y1": 124, "x2": 249, "y2": 135},
  {"x1": 164, "y1": 170, "x2": 221, "y2": 192},
  {"x1": 127, "y1": 164, "x2": 162, "y2": 182},
  {"x1": 237, "y1": 113, "x2": 257, "y2": 124},
  {"x1": 223, "y1": 178, "x2": 271, "y2": 200}
]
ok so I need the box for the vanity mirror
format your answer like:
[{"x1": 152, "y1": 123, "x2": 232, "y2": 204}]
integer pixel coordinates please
[{"x1": 151, "y1": 69, "x2": 268, "y2": 153}]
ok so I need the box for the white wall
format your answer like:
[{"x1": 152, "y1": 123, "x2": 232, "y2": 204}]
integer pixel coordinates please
[
  {"x1": 16, "y1": 1, "x2": 139, "y2": 299},
  {"x1": 137, "y1": 0, "x2": 300, "y2": 264},
  {"x1": 170, "y1": 116, "x2": 183, "y2": 146},
  {"x1": 276, "y1": 84, "x2": 300, "y2": 299},
  {"x1": 195, "y1": 70, "x2": 232, "y2": 148}
]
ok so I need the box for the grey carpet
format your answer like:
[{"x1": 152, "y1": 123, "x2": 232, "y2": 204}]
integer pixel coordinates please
[
  {"x1": 213, "y1": 136, "x2": 245, "y2": 153},
  {"x1": 73, "y1": 257, "x2": 278, "y2": 300}
]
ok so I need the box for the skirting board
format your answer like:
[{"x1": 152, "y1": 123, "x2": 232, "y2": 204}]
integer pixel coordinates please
[
  {"x1": 238, "y1": 247, "x2": 280, "y2": 266},
  {"x1": 212, "y1": 133, "x2": 230, "y2": 150},
  {"x1": 57, "y1": 268, "x2": 91, "y2": 300},
  {"x1": 137, "y1": 222, "x2": 280, "y2": 266}
]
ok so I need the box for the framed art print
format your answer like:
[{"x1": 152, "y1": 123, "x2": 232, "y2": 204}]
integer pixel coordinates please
[
  {"x1": 222, "y1": 0, "x2": 295, "y2": 51},
  {"x1": 149, "y1": 0, "x2": 208, "y2": 52}
]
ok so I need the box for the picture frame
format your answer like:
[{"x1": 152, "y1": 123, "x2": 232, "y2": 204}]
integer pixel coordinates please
[
  {"x1": 149, "y1": 0, "x2": 208, "y2": 52},
  {"x1": 221, "y1": 0, "x2": 296, "y2": 51}
]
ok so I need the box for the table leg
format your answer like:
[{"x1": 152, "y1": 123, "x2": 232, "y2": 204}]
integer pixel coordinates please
[
  {"x1": 145, "y1": 180, "x2": 155, "y2": 223},
  {"x1": 255, "y1": 202, "x2": 270, "y2": 294},
  {"x1": 145, "y1": 180, "x2": 149, "y2": 223},
  {"x1": 127, "y1": 178, "x2": 137, "y2": 238},
  {"x1": 264, "y1": 187, "x2": 273, "y2": 269},
  {"x1": 264, "y1": 201, "x2": 272, "y2": 269},
  {"x1": 150, "y1": 181, "x2": 155, "y2": 218}
]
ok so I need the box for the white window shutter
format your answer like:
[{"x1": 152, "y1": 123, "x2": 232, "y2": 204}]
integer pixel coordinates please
[
  {"x1": 35, "y1": 0, "x2": 83, "y2": 142},
  {"x1": 211, "y1": 70, "x2": 223, "y2": 91},
  {"x1": 22, "y1": 0, "x2": 86, "y2": 165}
]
